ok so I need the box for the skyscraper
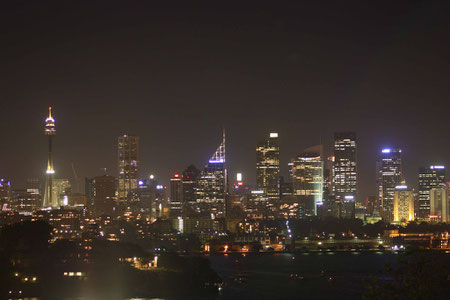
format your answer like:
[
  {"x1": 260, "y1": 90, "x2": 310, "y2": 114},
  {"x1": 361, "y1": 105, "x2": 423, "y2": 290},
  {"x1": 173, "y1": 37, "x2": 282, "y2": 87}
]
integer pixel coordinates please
[
  {"x1": 52, "y1": 179, "x2": 71, "y2": 207},
  {"x1": 377, "y1": 148, "x2": 403, "y2": 223},
  {"x1": 182, "y1": 165, "x2": 201, "y2": 216},
  {"x1": 256, "y1": 132, "x2": 280, "y2": 213},
  {"x1": 430, "y1": 188, "x2": 448, "y2": 222},
  {"x1": 393, "y1": 185, "x2": 414, "y2": 223},
  {"x1": 333, "y1": 132, "x2": 357, "y2": 218},
  {"x1": 195, "y1": 131, "x2": 227, "y2": 219},
  {"x1": 118, "y1": 135, "x2": 139, "y2": 202},
  {"x1": 92, "y1": 175, "x2": 116, "y2": 216},
  {"x1": 291, "y1": 145, "x2": 323, "y2": 217},
  {"x1": 418, "y1": 165, "x2": 446, "y2": 220},
  {"x1": 170, "y1": 173, "x2": 183, "y2": 218},
  {"x1": 43, "y1": 107, "x2": 57, "y2": 208}
]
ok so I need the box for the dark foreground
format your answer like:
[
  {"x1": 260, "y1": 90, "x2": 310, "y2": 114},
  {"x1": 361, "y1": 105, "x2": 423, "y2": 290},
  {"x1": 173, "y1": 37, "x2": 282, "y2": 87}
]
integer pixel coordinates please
[{"x1": 208, "y1": 251, "x2": 450, "y2": 300}]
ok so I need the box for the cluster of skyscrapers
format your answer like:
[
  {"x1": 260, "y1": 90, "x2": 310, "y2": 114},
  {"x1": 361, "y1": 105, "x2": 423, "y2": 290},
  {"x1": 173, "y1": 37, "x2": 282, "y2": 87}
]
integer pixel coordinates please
[{"x1": 0, "y1": 108, "x2": 448, "y2": 229}]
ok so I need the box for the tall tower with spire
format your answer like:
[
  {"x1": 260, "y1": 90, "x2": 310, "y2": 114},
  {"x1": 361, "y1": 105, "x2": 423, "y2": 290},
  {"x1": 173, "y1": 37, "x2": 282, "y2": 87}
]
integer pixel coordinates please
[
  {"x1": 43, "y1": 107, "x2": 56, "y2": 208},
  {"x1": 195, "y1": 130, "x2": 227, "y2": 218}
]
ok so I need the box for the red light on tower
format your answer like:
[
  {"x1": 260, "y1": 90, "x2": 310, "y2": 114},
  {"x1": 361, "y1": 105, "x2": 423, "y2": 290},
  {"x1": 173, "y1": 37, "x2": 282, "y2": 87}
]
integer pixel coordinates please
[{"x1": 174, "y1": 173, "x2": 180, "y2": 178}]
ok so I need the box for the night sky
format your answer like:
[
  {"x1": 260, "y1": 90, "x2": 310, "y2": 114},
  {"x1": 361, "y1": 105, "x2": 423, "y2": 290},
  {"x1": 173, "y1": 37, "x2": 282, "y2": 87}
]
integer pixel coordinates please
[{"x1": 1, "y1": 1, "x2": 449, "y2": 202}]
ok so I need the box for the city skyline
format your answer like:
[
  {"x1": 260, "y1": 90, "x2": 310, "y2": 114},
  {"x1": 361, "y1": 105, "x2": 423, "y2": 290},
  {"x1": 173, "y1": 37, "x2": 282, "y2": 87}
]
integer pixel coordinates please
[
  {"x1": 1, "y1": 2, "x2": 448, "y2": 204},
  {"x1": 2, "y1": 106, "x2": 449, "y2": 205}
]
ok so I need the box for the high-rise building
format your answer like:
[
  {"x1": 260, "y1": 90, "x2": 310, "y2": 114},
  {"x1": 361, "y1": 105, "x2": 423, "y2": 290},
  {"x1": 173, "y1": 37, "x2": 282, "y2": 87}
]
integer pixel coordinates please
[
  {"x1": 52, "y1": 179, "x2": 71, "y2": 207},
  {"x1": 0, "y1": 179, "x2": 12, "y2": 209},
  {"x1": 26, "y1": 178, "x2": 41, "y2": 211},
  {"x1": 430, "y1": 188, "x2": 448, "y2": 222},
  {"x1": 366, "y1": 196, "x2": 377, "y2": 216},
  {"x1": 182, "y1": 165, "x2": 200, "y2": 216},
  {"x1": 85, "y1": 177, "x2": 95, "y2": 208},
  {"x1": 393, "y1": 185, "x2": 414, "y2": 223},
  {"x1": 195, "y1": 131, "x2": 227, "y2": 219},
  {"x1": 377, "y1": 148, "x2": 403, "y2": 223},
  {"x1": 118, "y1": 135, "x2": 139, "y2": 202},
  {"x1": 92, "y1": 175, "x2": 116, "y2": 216},
  {"x1": 43, "y1": 107, "x2": 57, "y2": 208},
  {"x1": 333, "y1": 132, "x2": 357, "y2": 218},
  {"x1": 256, "y1": 132, "x2": 280, "y2": 213},
  {"x1": 170, "y1": 173, "x2": 183, "y2": 218},
  {"x1": 13, "y1": 189, "x2": 40, "y2": 214},
  {"x1": 418, "y1": 165, "x2": 446, "y2": 220},
  {"x1": 291, "y1": 145, "x2": 323, "y2": 217}
]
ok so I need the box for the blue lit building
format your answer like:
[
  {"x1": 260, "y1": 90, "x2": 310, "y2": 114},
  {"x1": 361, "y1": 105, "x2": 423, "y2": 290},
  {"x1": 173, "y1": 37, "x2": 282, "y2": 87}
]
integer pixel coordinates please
[{"x1": 195, "y1": 131, "x2": 227, "y2": 219}]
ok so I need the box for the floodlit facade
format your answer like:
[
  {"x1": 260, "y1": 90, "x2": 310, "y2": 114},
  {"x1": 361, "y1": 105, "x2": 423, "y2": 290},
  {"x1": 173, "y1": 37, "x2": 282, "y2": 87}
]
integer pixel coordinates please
[
  {"x1": 118, "y1": 135, "x2": 139, "y2": 202},
  {"x1": 418, "y1": 166, "x2": 446, "y2": 220},
  {"x1": 291, "y1": 146, "x2": 323, "y2": 217},
  {"x1": 333, "y1": 132, "x2": 357, "y2": 218},
  {"x1": 256, "y1": 132, "x2": 280, "y2": 213},
  {"x1": 195, "y1": 131, "x2": 227, "y2": 219},
  {"x1": 377, "y1": 148, "x2": 403, "y2": 223},
  {"x1": 393, "y1": 185, "x2": 414, "y2": 223},
  {"x1": 430, "y1": 188, "x2": 448, "y2": 222},
  {"x1": 43, "y1": 107, "x2": 57, "y2": 208}
]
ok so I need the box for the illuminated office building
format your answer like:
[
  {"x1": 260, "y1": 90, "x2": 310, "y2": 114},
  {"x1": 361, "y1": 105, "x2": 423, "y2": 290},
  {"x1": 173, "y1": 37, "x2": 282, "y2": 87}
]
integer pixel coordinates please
[
  {"x1": 53, "y1": 179, "x2": 71, "y2": 207},
  {"x1": 43, "y1": 107, "x2": 57, "y2": 208},
  {"x1": 118, "y1": 135, "x2": 139, "y2": 202},
  {"x1": 195, "y1": 131, "x2": 227, "y2": 219},
  {"x1": 430, "y1": 188, "x2": 448, "y2": 222},
  {"x1": 0, "y1": 179, "x2": 12, "y2": 208},
  {"x1": 13, "y1": 189, "x2": 40, "y2": 214},
  {"x1": 136, "y1": 177, "x2": 168, "y2": 219},
  {"x1": 393, "y1": 185, "x2": 414, "y2": 223},
  {"x1": 291, "y1": 146, "x2": 323, "y2": 217},
  {"x1": 377, "y1": 148, "x2": 403, "y2": 223},
  {"x1": 256, "y1": 133, "x2": 280, "y2": 212},
  {"x1": 333, "y1": 132, "x2": 357, "y2": 218},
  {"x1": 418, "y1": 166, "x2": 446, "y2": 220},
  {"x1": 170, "y1": 173, "x2": 183, "y2": 218}
]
